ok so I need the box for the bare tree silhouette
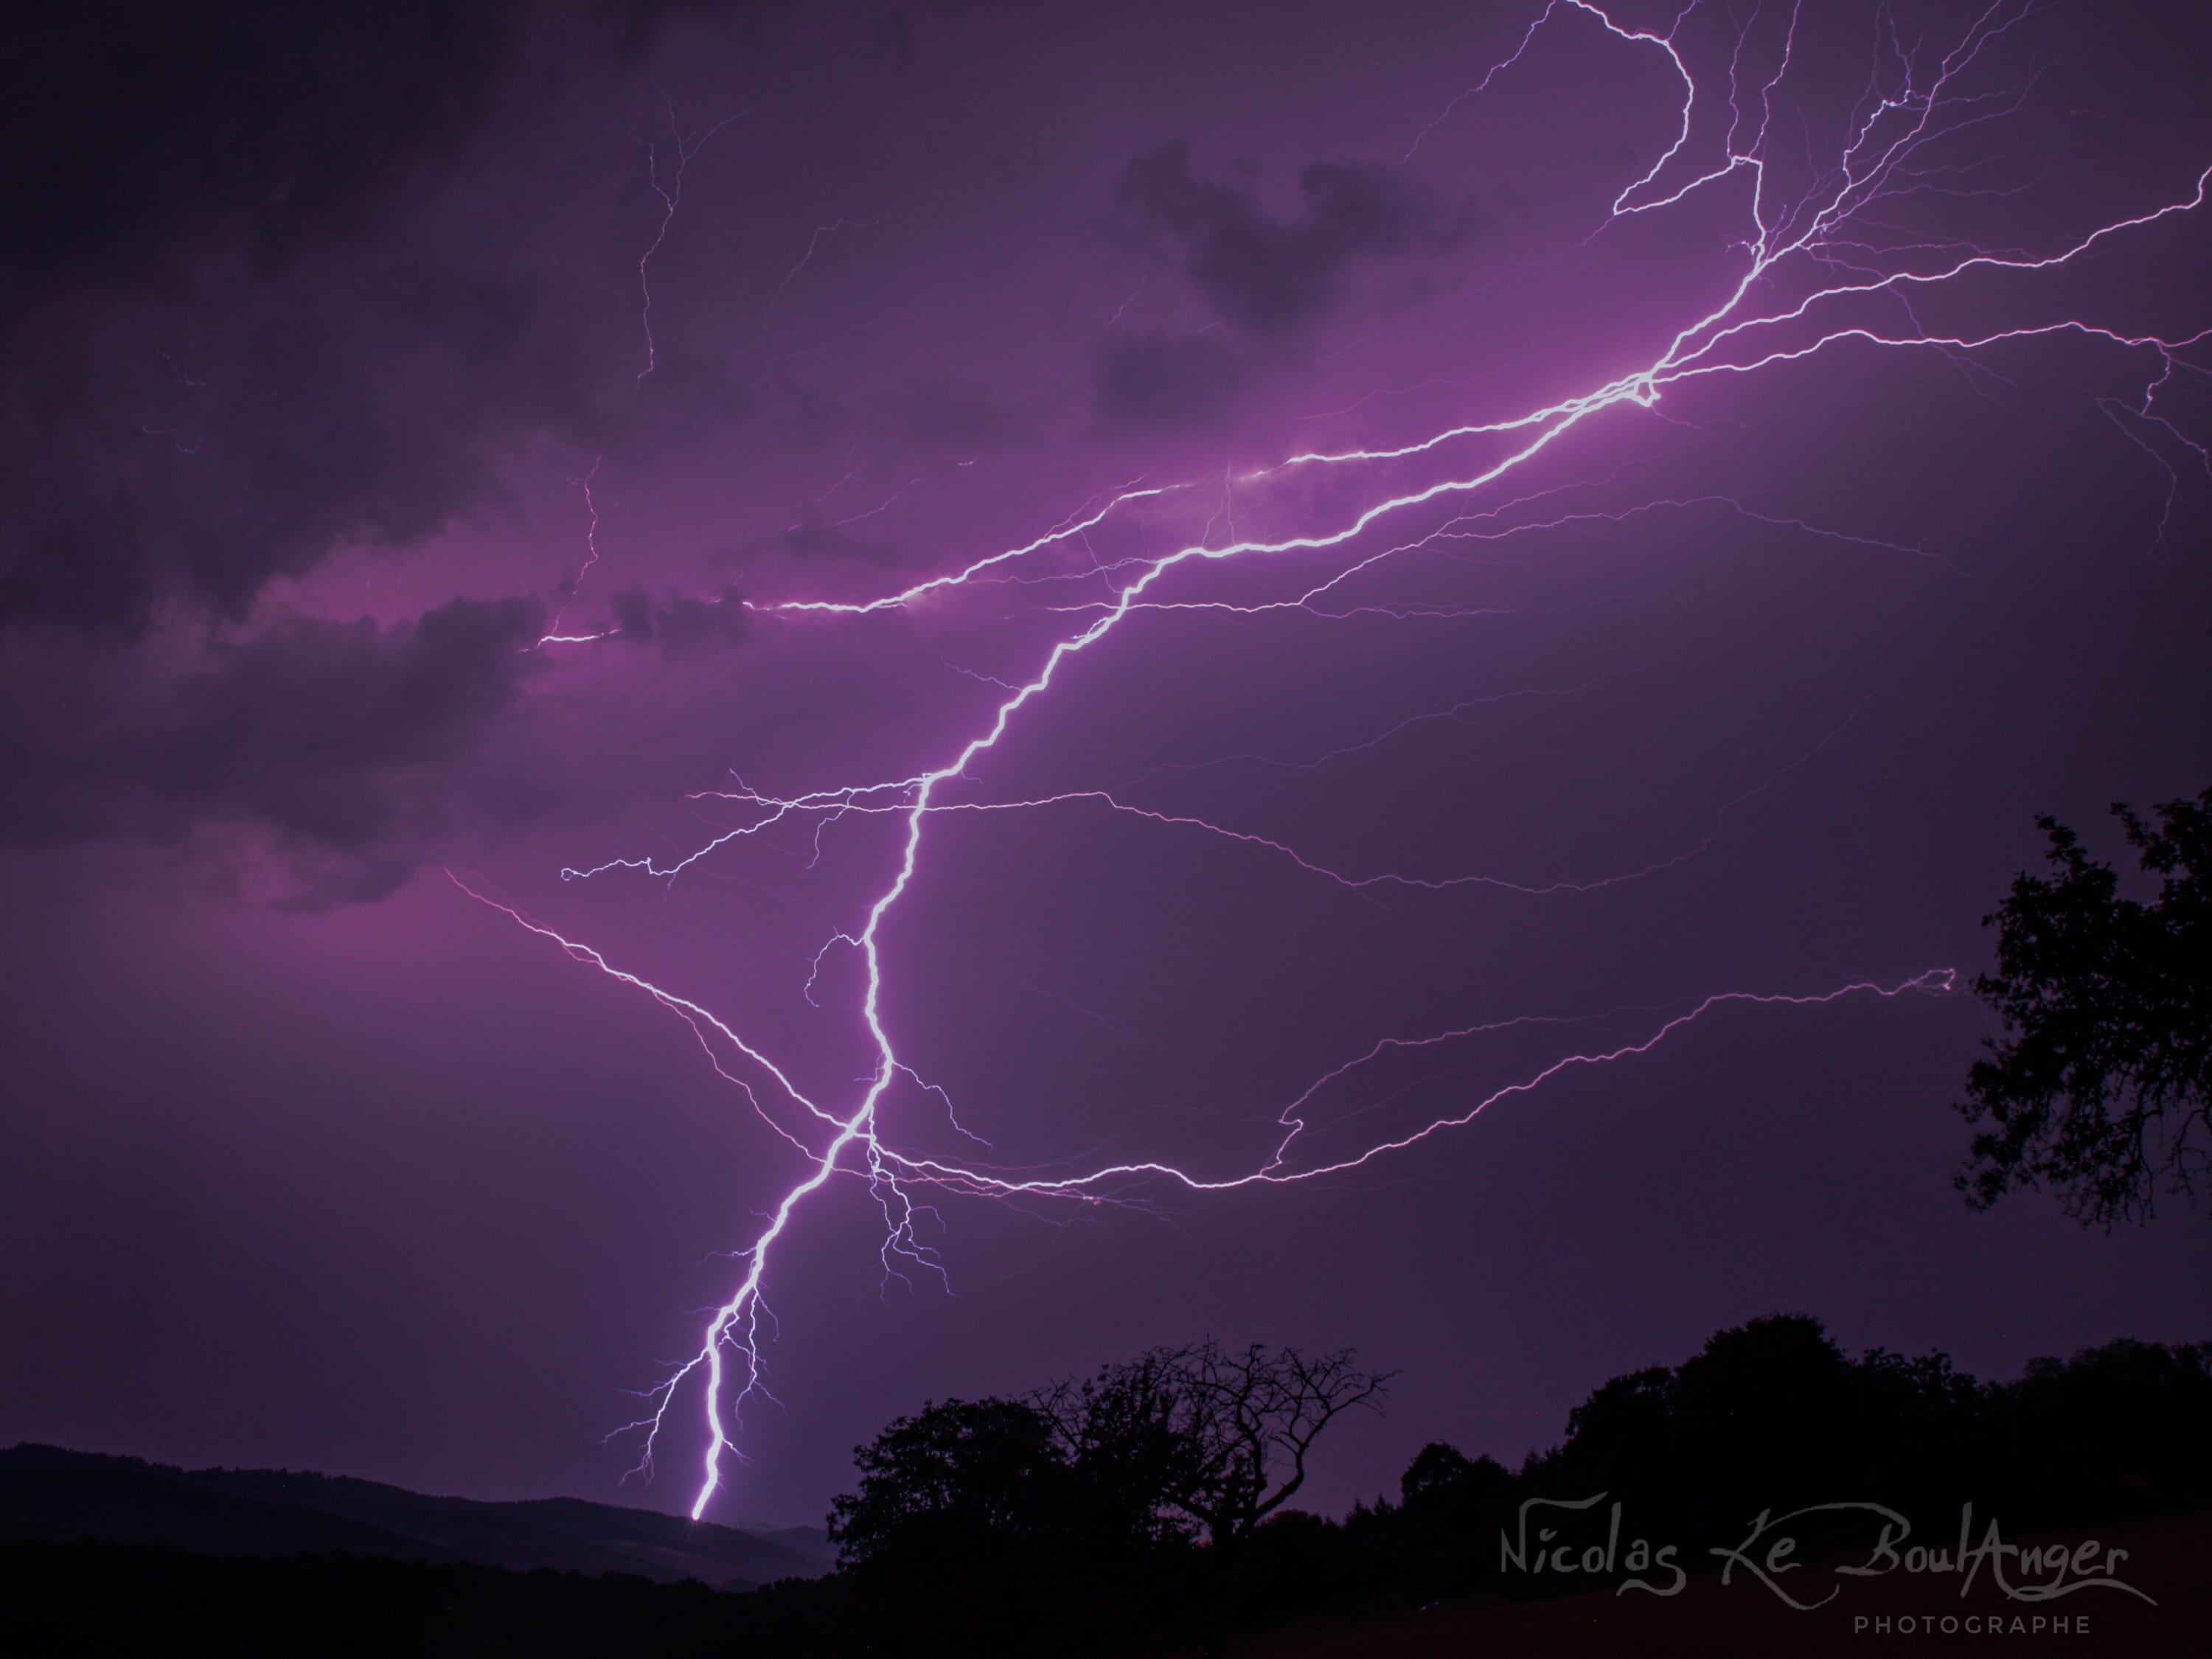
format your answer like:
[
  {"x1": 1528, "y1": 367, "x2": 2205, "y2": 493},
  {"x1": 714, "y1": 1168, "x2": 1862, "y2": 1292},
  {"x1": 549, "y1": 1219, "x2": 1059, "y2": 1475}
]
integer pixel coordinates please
[{"x1": 1035, "y1": 1340, "x2": 1391, "y2": 1554}]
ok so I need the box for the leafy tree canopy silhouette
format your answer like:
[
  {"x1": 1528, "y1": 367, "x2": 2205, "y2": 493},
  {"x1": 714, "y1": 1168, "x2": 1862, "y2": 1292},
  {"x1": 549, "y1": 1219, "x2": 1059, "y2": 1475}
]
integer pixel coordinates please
[
  {"x1": 1961, "y1": 786, "x2": 2211, "y2": 1225},
  {"x1": 821, "y1": 1341, "x2": 1386, "y2": 1652}
]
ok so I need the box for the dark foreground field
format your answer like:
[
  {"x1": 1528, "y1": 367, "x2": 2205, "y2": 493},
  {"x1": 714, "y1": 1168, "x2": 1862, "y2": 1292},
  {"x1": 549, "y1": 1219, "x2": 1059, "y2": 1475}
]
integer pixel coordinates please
[{"x1": 6, "y1": 1509, "x2": 2206, "y2": 1657}]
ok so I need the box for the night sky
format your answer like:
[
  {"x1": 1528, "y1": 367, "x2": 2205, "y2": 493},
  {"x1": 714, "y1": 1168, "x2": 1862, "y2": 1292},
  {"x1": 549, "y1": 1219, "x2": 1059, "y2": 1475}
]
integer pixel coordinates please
[{"x1": 4, "y1": 0, "x2": 2209, "y2": 1530}]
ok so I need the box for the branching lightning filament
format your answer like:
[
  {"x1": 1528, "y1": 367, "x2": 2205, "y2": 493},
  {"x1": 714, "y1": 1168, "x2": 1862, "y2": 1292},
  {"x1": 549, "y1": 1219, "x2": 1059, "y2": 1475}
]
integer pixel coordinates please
[{"x1": 467, "y1": 1, "x2": 2211, "y2": 1519}]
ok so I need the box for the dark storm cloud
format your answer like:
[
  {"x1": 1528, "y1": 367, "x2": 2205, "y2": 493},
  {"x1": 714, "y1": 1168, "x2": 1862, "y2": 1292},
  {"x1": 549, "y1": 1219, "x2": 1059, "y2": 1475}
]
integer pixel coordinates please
[
  {"x1": 735, "y1": 515, "x2": 908, "y2": 566},
  {"x1": 1, "y1": 597, "x2": 549, "y2": 905},
  {"x1": 867, "y1": 0, "x2": 1035, "y2": 65},
  {"x1": 0, "y1": 0, "x2": 761, "y2": 639},
  {"x1": 2, "y1": 2, "x2": 529, "y2": 305},
  {"x1": 0, "y1": 0, "x2": 775, "y2": 300},
  {"x1": 1091, "y1": 143, "x2": 1481, "y2": 428},
  {"x1": 893, "y1": 383, "x2": 1028, "y2": 447},
  {"x1": 762, "y1": 369, "x2": 849, "y2": 450},
  {"x1": 610, "y1": 585, "x2": 752, "y2": 653},
  {"x1": 0, "y1": 261, "x2": 606, "y2": 637},
  {"x1": 1113, "y1": 142, "x2": 1481, "y2": 338},
  {"x1": 875, "y1": 8, "x2": 918, "y2": 66},
  {"x1": 597, "y1": 0, "x2": 787, "y2": 51},
  {"x1": 1, "y1": 1, "x2": 531, "y2": 634},
  {"x1": 1092, "y1": 329, "x2": 1253, "y2": 431}
]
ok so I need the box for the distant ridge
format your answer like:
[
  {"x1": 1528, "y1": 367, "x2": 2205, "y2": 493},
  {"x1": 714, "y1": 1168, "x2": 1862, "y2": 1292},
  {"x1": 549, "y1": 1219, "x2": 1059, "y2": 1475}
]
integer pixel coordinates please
[{"x1": 0, "y1": 1444, "x2": 834, "y2": 1589}]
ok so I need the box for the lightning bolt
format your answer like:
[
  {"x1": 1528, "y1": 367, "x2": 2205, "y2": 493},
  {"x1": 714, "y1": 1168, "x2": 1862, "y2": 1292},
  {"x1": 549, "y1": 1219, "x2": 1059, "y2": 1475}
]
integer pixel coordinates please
[
  {"x1": 635, "y1": 98, "x2": 747, "y2": 388},
  {"x1": 535, "y1": 457, "x2": 610, "y2": 647},
  {"x1": 461, "y1": 1, "x2": 2210, "y2": 1518},
  {"x1": 766, "y1": 216, "x2": 880, "y2": 312}
]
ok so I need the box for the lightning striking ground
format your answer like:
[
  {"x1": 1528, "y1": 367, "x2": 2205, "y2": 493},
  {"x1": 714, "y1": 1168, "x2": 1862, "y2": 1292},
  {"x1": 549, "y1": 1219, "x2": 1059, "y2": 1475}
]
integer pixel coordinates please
[{"x1": 467, "y1": 1, "x2": 2211, "y2": 1518}]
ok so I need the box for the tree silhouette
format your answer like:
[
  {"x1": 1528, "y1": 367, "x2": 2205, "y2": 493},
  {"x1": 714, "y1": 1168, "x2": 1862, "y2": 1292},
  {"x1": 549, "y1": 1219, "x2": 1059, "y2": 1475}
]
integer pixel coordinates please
[
  {"x1": 826, "y1": 1396, "x2": 1065, "y2": 1570},
  {"x1": 1397, "y1": 1441, "x2": 1510, "y2": 1512},
  {"x1": 822, "y1": 1343, "x2": 1385, "y2": 1650},
  {"x1": 1960, "y1": 787, "x2": 2211, "y2": 1225},
  {"x1": 1034, "y1": 1340, "x2": 1390, "y2": 1555},
  {"x1": 824, "y1": 1397, "x2": 1089, "y2": 1655}
]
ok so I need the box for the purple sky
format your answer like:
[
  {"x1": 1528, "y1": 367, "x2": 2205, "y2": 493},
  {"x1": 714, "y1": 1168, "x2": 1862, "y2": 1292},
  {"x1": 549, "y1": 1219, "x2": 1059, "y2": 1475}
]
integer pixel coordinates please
[{"x1": 4, "y1": 0, "x2": 2209, "y2": 1529}]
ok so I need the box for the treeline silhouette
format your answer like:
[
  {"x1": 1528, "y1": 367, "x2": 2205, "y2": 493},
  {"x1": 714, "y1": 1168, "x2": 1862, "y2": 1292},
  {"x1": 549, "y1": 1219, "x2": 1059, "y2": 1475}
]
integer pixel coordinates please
[
  {"x1": 1355, "y1": 1315, "x2": 2212, "y2": 1618},
  {"x1": 793, "y1": 1316, "x2": 2212, "y2": 1654},
  {"x1": 7, "y1": 1315, "x2": 2208, "y2": 1656}
]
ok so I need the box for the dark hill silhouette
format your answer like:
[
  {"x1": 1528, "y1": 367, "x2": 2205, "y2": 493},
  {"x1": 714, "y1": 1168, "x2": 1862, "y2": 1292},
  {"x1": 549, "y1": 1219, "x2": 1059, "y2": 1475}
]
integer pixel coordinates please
[
  {"x1": 8, "y1": 1322, "x2": 2209, "y2": 1654},
  {"x1": 0, "y1": 1444, "x2": 832, "y2": 1587}
]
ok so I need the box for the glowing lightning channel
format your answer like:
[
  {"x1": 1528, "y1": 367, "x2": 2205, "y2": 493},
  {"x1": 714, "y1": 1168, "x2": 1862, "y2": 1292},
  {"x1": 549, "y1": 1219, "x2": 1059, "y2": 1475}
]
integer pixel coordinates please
[
  {"x1": 766, "y1": 216, "x2": 880, "y2": 312},
  {"x1": 463, "y1": 0, "x2": 2210, "y2": 1519},
  {"x1": 636, "y1": 99, "x2": 748, "y2": 388},
  {"x1": 535, "y1": 457, "x2": 609, "y2": 648}
]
